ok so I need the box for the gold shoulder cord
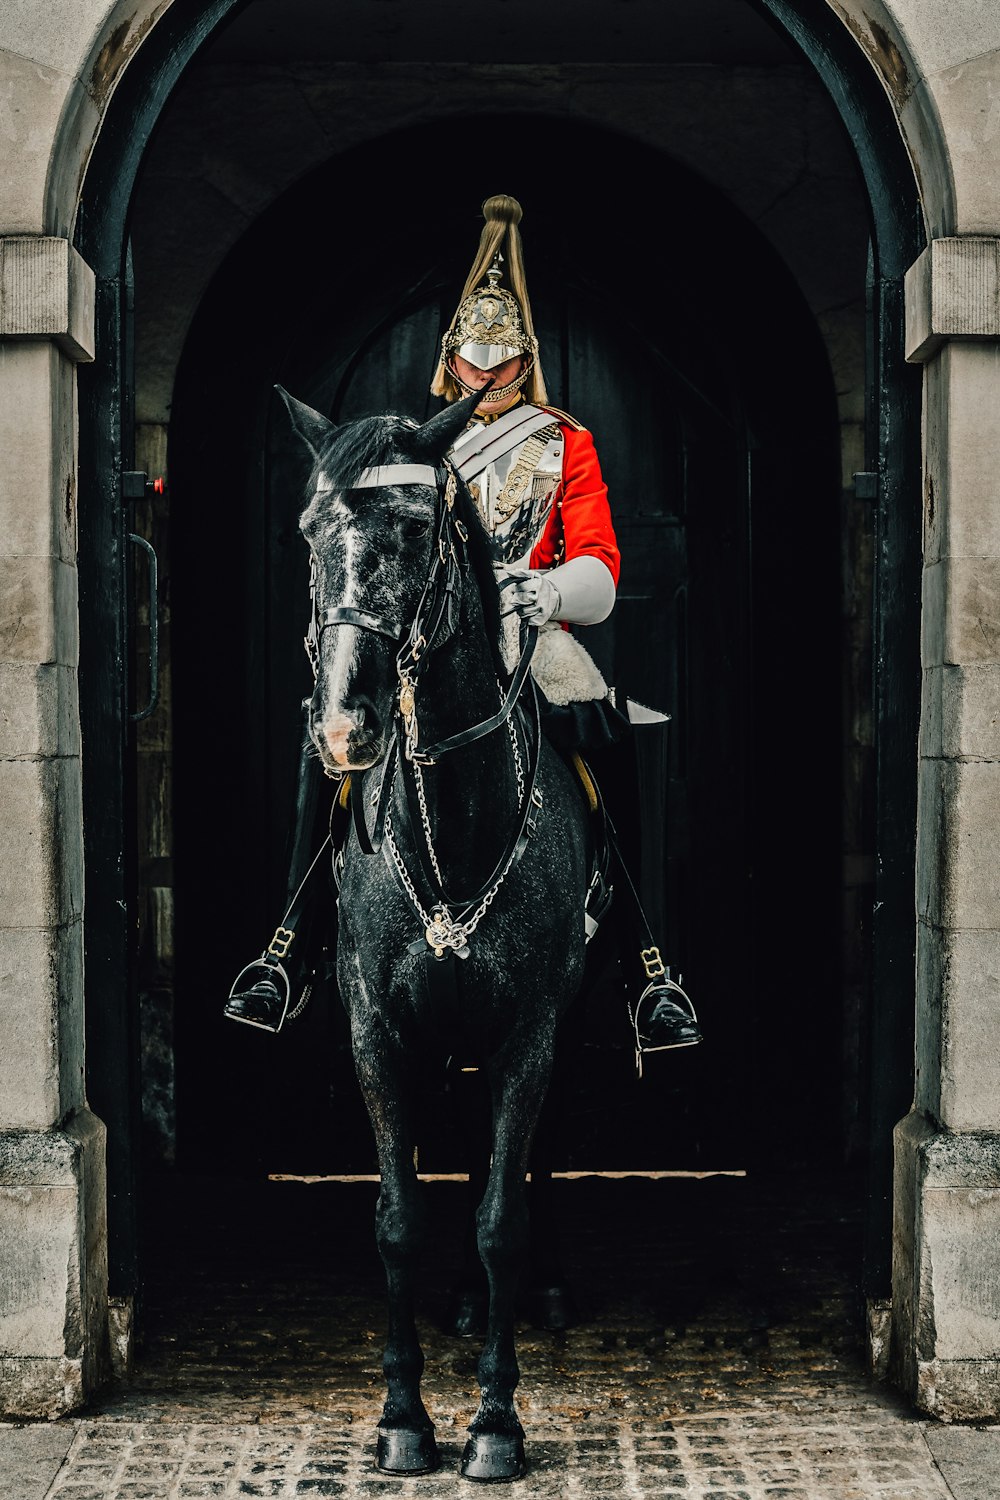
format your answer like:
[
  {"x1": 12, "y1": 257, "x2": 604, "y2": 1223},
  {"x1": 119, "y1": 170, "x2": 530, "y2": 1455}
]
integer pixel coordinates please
[{"x1": 543, "y1": 405, "x2": 586, "y2": 433}]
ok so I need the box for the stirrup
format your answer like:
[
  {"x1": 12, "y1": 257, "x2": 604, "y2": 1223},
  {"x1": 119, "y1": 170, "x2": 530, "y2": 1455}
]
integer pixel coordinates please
[
  {"x1": 224, "y1": 958, "x2": 292, "y2": 1034},
  {"x1": 629, "y1": 969, "x2": 701, "y2": 1078}
]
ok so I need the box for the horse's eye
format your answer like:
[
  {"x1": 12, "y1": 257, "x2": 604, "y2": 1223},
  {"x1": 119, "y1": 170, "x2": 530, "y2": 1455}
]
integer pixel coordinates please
[{"x1": 400, "y1": 517, "x2": 431, "y2": 540}]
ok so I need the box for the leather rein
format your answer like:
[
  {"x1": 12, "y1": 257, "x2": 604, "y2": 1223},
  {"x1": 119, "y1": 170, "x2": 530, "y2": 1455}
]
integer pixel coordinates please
[{"x1": 305, "y1": 457, "x2": 542, "y2": 909}]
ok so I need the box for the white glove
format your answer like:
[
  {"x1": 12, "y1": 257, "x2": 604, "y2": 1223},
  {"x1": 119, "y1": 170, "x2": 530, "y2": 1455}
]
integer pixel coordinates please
[
  {"x1": 501, "y1": 569, "x2": 562, "y2": 626},
  {"x1": 501, "y1": 557, "x2": 617, "y2": 629}
]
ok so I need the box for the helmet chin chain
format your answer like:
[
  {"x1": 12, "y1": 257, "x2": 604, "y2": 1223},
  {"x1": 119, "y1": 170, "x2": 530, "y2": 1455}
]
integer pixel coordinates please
[{"x1": 448, "y1": 357, "x2": 534, "y2": 405}]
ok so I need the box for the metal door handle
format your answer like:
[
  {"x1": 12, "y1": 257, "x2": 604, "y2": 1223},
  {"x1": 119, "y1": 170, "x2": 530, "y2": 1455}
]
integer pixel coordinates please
[{"x1": 128, "y1": 532, "x2": 159, "y2": 722}]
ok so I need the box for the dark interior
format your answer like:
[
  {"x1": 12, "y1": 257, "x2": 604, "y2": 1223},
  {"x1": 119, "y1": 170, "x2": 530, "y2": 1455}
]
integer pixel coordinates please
[{"x1": 168, "y1": 116, "x2": 842, "y2": 1181}]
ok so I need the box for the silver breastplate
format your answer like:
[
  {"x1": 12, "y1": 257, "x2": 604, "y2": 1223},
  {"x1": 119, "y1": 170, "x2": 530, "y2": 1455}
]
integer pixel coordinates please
[{"x1": 467, "y1": 424, "x2": 564, "y2": 566}]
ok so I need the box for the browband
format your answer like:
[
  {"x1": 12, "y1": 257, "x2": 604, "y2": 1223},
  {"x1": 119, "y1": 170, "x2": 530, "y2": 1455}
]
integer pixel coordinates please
[{"x1": 316, "y1": 464, "x2": 439, "y2": 491}]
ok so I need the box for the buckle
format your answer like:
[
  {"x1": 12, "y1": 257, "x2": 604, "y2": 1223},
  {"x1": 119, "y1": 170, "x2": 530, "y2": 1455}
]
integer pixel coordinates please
[
  {"x1": 641, "y1": 945, "x2": 665, "y2": 980},
  {"x1": 267, "y1": 925, "x2": 295, "y2": 960}
]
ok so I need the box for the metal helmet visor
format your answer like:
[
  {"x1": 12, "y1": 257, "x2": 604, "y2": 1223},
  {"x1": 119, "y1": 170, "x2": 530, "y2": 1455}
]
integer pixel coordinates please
[{"x1": 454, "y1": 340, "x2": 523, "y2": 370}]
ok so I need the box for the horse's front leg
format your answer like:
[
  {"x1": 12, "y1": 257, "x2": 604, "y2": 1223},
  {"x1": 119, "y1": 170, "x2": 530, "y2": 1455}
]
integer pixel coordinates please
[
  {"x1": 351, "y1": 1013, "x2": 440, "y2": 1475},
  {"x1": 461, "y1": 1030, "x2": 555, "y2": 1482}
]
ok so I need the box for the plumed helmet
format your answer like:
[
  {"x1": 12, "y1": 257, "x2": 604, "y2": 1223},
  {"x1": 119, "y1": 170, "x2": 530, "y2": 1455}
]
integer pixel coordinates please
[
  {"x1": 447, "y1": 258, "x2": 534, "y2": 370},
  {"x1": 431, "y1": 195, "x2": 548, "y2": 406}
]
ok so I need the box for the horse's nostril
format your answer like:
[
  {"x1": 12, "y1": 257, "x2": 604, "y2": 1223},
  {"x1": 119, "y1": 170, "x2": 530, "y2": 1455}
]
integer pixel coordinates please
[{"x1": 349, "y1": 725, "x2": 381, "y2": 756}]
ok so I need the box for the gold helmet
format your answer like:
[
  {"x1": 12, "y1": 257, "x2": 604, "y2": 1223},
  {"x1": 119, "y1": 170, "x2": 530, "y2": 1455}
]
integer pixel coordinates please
[{"x1": 431, "y1": 194, "x2": 548, "y2": 407}]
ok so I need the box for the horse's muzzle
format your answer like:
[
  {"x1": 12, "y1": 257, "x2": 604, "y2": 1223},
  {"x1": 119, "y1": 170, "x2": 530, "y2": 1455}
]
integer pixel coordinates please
[{"x1": 313, "y1": 711, "x2": 385, "y2": 772}]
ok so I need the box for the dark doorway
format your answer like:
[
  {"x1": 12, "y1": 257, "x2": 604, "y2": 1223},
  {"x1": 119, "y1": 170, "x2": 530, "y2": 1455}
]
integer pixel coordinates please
[{"x1": 168, "y1": 117, "x2": 842, "y2": 1177}]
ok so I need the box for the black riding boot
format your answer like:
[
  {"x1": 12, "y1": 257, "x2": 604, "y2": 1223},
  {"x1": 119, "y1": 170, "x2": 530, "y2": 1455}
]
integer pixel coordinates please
[
  {"x1": 587, "y1": 702, "x2": 703, "y2": 1066},
  {"x1": 224, "y1": 701, "x2": 333, "y2": 1033}
]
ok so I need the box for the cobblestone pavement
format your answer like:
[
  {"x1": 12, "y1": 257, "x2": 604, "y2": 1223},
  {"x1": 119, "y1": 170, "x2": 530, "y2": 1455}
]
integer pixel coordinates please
[{"x1": 4, "y1": 1173, "x2": 998, "y2": 1498}]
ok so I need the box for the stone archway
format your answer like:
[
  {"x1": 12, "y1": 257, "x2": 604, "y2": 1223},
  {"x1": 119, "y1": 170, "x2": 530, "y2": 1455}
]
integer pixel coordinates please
[{"x1": 5, "y1": 0, "x2": 994, "y2": 1423}]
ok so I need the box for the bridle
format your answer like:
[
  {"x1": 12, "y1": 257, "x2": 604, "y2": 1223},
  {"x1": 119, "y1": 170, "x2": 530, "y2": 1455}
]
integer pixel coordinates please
[
  {"x1": 305, "y1": 454, "x2": 545, "y2": 964},
  {"x1": 307, "y1": 450, "x2": 548, "y2": 960},
  {"x1": 305, "y1": 457, "x2": 537, "y2": 769}
]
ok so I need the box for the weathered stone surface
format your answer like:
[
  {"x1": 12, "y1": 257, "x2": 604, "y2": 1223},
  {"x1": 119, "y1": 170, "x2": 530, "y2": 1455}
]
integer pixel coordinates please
[
  {"x1": 0, "y1": 1359, "x2": 83, "y2": 1421},
  {"x1": 914, "y1": 917, "x2": 944, "y2": 1118},
  {"x1": 917, "y1": 760, "x2": 1000, "y2": 930},
  {"x1": 0, "y1": 1112, "x2": 107, "y2": 1418},
  {"x1": 0, "y1": 757, "x2": 83, "y2": 929},
  {"x1": 936, "y1": 928, "x2": 1000, "y2": 1131},
  {"x1": 0, "y1": 238, "x2": 95, "y2": 362},
  {"x1": 922, "y1": 554, "x2": 1000, "y2": 668},
  {"x1": 945, "y1": 344, "x2": 1000, "y2": 561},
  {"x1": 924, "y1": 51, "x2": 1000, "y2": 237},
  {"x1": 0, "y1": 554, "x2": 78, "y2": 667},
  {"x1": 0, "y1": 1421, "x2": 75, "y2": 1499},
  {"x1": 898, "y1": 71, "x2": 957, "y2": 239},
  {"x1": 0, "y1": 663, "x2": 79, "y2": 758},
  {"x1": 1, "y1": 928, "x2": 62, "y2": 1130},
  {"x1": 20, "y1": 1170, "x2": 997, "y2": 1493},
  {"x1": 918, "y1": 1358, "x2": 1000, "y2": 1423},
  {"x1": 0, "y1": 343, "x2": 78, "y2": 562},
  {"x1": 0, "y1": 50, "x2": 75, "y2": 236},
  {"x1": 895, "y1": 1112, "x2": 1000, "y2": 1417},
  {"x1": 44, "y1": 76, "x2": 101, "y2": 242},
  {"x1": 1, "y1": 1, "x2": 111, "y2": 78},
  {"x1": 33, "y1": 1412, "x2": 962, "y2": 1499},
  {"x1": 919, "y1": 342, "x2": 1000, "y2": 567},
  {"x1": 0, "y1": 1184, "x2": 83, "y2": 1356},
  {"x1": 0, "y1": 920, "x2": 85, "y2": 1130},
  {"x1": 925, "y1": 1424, "x2": 1000, "y2": 1500},
  {"x1": 921, "y1": 663, "x2": 1000, "y2": 760},
  {"x1": 916, "y1": 915, "x2": 1000, "y2": 1133},
  {"x1": 920, "y1": 1126, "x2": 1000, "y2": 1190},
  {"x1": 889, "y1": 2, "x2": 1000, "y2": 82},
  {"x1": 906, "y1": 240, "x2": 1000, "y2": 362},
  {"x1": 0, "y1": 4, "x2": 170, "y2": 234},
  {"x1": 924, "y1": 1187, "x2": 1000, "y2": 1359}
]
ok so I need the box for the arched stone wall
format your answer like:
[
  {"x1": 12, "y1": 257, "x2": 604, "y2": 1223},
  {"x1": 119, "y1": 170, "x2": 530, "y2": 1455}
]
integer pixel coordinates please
[{"x1": 0, "y1": 0, "x2": 995, "y2": 1420}]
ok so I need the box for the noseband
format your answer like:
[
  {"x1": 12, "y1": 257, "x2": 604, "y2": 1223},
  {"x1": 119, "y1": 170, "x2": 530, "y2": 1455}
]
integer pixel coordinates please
[{"x1": 305, "y1": 458, "x2": 536, "y2": 766}]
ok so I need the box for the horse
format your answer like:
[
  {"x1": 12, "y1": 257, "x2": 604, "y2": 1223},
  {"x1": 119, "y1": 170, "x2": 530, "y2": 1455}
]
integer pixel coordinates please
[{"x1": 281, "y1": 383, "x2": 591, "y2": 1481}]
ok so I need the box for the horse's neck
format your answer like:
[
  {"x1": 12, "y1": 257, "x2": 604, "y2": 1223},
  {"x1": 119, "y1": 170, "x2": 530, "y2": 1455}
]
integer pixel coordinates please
[{"x1": 398, "y1": 586, "x2": 521, "y2": 887}]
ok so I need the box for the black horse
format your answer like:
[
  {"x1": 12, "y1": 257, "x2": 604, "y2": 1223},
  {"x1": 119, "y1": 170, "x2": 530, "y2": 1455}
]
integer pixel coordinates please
[{"x1": 284, "y1": 385, "x2": 590, "y2": 1481}]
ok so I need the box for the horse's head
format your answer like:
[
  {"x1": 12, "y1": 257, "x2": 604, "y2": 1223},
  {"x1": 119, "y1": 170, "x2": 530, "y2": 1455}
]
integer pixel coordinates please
[{"x1": 279, "y1": 386, "x2": 482, "y2": 773}]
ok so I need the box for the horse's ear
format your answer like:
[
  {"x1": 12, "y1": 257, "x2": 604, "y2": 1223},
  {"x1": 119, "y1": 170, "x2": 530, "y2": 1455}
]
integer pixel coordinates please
[
  {"x1": 411, "y1": 387, "x2": 485, "y2": 459},
  {"x1": 273, "y1": 385, "x2": 337, "y2": 460}
]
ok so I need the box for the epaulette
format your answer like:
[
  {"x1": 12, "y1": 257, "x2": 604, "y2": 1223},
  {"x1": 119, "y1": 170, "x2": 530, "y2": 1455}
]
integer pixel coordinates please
[{"x1": 542, "y1": 405, "x2": 587, "y2": 433}]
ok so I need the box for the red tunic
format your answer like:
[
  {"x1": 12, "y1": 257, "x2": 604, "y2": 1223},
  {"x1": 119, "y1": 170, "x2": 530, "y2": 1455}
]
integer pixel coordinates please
[{"x1": 528, "y1": 423, "x2": 620, "y2": 587}]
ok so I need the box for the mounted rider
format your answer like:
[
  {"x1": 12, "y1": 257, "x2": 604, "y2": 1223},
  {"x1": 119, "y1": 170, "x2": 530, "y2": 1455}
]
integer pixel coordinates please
[{"x1": 224, "y1": 194, "x2": 702, "y2": 1060}]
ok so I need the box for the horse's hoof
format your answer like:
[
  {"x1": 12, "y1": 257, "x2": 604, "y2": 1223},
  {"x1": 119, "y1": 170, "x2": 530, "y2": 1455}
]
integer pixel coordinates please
[
  {"x1": 447, "y1": 1287, "x2": 489, "y2": 1338},
  {"x1": 526, "y1": 1281, "x2": 578, "y2": 1331},
  {"x1": 376, "y1": 1427, "x2": 441, "y2": 1474},
  {"x1": 461, "y1": 1431, "x2": 527, "y2": 1482}
]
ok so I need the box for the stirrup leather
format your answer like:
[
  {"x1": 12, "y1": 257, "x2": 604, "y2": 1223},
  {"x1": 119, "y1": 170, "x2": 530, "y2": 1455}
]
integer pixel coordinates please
[{"x1": 584, "y1": 863, "x2": 613, "y2": 943}]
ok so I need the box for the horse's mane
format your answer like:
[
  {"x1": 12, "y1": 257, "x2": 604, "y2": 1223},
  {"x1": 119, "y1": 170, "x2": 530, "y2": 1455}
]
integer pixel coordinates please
[{"x1": 318, "y1": 413, "x2": 417, "y2": 491}]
